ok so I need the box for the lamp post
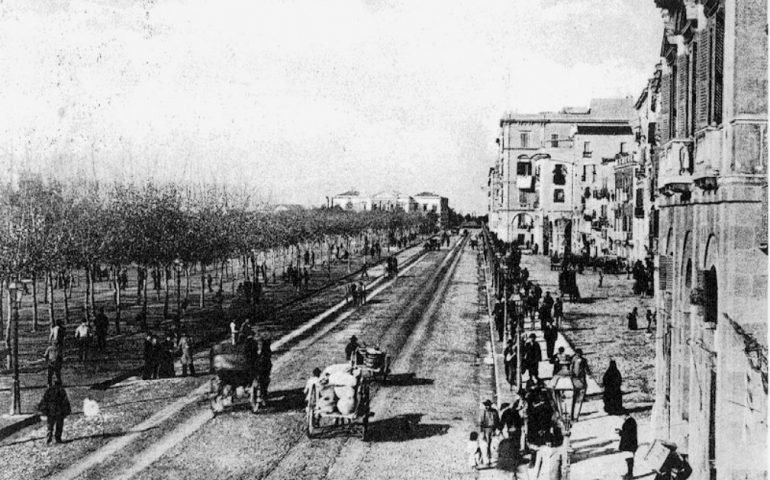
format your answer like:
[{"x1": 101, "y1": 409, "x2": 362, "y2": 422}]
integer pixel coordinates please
[
  {"x1": 546, "y1": 374, "x2": 582, "y2": 480},
  {"x1": 510, "y1": 294, "x2": 523, "y2": 389},
  {"x1": 8, "y1": 281, "x2": 23, "y2": 415}
]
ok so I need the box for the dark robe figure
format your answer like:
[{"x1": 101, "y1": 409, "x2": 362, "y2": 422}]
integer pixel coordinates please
[
  {"x1": 618, "y1": 415, "x2": 638, "y2": 479},
  {"x1": 602, "y1": 360, "x2": 624, "y2": 414}
]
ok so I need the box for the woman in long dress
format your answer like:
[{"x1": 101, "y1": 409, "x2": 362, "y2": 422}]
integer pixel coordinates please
[{"x1": 602, "y1": 360, "x2": 623, "y2": 414}]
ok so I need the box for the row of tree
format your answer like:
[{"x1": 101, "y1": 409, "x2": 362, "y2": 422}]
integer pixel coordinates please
[{"x1": 0, "y1": 174, "x2": 437, "y2": 339}]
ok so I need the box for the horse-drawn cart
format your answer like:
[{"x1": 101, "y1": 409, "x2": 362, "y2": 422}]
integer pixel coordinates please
[
  {"x1": 209, "y1": 339, "x2": 265, "y2": 414},
  {"x1": 306, "y1": 364, "x2": 371, "y2": 440}
]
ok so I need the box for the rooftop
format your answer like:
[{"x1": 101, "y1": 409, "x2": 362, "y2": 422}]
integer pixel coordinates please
[{"x1": 501, "y1": 97, "x2": 635, "y2": 126}]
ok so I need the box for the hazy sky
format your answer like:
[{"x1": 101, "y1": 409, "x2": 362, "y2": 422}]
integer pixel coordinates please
[{"x1": 0, "y1": 0, "x2": 662, "y2": 213}]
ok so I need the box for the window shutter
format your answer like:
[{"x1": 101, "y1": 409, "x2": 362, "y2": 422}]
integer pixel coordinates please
[
  {"x1": 696, "y1": 28, "x2": 710, "y2": 128},
  {"x1": 713, "y1": 9, "x2": 724, "y2": 125},
  {"x1": 659, "y1": 255, "x2": 673, "y2": 291},
  {"x1": 676, "y1": 55, "x2": 689, "y2": 138},
  {"x1": 659, "y1": 74, "x2": 672, "y2": 144}
]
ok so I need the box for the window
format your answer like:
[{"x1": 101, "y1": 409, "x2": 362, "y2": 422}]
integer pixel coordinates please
[
  {"x1": 583, "y1": 141, "x2": 591, "y2": 157},
  {"x1": 592, "y1": 165, "x2": 597, "y2": 183},
  {"x1": 550, "y1": 133, "x2": 559, "y2": 148},
  {"x1": 696, "y1": 7, "x2": 724, "y2": 128},
  {"x1": 516, "y1": 161, "x2": 532, "y2": 176},
  {"x1": 519, "y1": 190, "x2": 529, "y2": 205},
  {"x1": 520, "y1": 132, "x2": 531, "y2": 148},
  {"x1": 619, "y1": 142, "x2": 626, "y2": 154},
  {"x1": 553, "y1": 189, "x2": 565, "y2": 203},
  {"x1": 553, "y1": 165, "x2": 566, "y2": 185},
  {"x1": 581, "y1": 166, "x2": 587, "y2": 182}
]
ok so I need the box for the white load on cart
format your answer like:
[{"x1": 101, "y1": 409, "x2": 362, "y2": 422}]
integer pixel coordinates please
[{"x1": 305, "y1": 363, "x2": 371, "y2": 440}]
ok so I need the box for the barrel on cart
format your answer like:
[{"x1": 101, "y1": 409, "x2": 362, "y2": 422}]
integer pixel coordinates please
[
  {"x1": 306, "y1": 364, "x2": 371, "y2": 440},
  {"x1": 208, "y1": 339, "x2": 260, "y2": 414}
]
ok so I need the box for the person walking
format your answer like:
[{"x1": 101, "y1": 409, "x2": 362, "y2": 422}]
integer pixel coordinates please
[
  {"x1": 94, "y1": 307, "x2": 109, "y2": 350},
  {"x1": 627, "y1": 307, "x2": 638, "y2": 331},
  {"x1": 617, "y1": 413, "x2": 638, "y2": 479},
  {"x1": 569, "y1": 349, "x2": 590, "y2": 420},
  {"x1": 74, "y1": 319, "x2": 91, "y2": 363},
  {"x1": 602, "y1": 359, "x2": 624, "y2": 415},
  {"x1": 142, "y1": 334, "x2": 155, "y2": 380},
  {"x1": 522, "y1": 334, "x2": 542, "y2": 382},
  {"x1": 478, "y1": 400, "x2": 500, "y2": 464},
  {"x1": 493, "y1": 298, "x2": 505, "y2": 343},
  {"x1": 553, "y1": 297, "x2": 563, "y2": 329},
  {"x1": 503, "y1": 339, "x2": 516, "y2": 388},
  {"x1": 255, "y1": 337, "x2": 272, "y2": 407},
  {"x1": 158, "y1": 333, "x2": 176, "y2": 378},
  {"x1": 543, "y1": 321, "x2": 557, "y2": 363},
  {"x1": 177, "y1": 332, "x2": 195, "y2": 377},
  {"x1": 43, "y1": 344, "x2": 63, "y2": 386},
  {"x1": 552, "y1": 347, "x2": 571, "y2": 376},
  {"x1": 37, "y1": 380, "x2": 72, "y2": 444},
  {"x1": 49, "y1": 320, "x2": 65, "y2": 350},
  {"x1": 645, "y1": 309, "x2": 655, "y2": 333}
]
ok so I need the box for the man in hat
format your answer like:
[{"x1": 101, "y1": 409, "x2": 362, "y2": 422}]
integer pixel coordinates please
[
  {"x1": 478, "y1": 399, "x2": 500, "y2": 464},
  {"x1": 345, "y1": 336, "x2": 360, "y2": 363},
  {"x1": 522, "y1": 334, "x2": 542, "y2": 382}
]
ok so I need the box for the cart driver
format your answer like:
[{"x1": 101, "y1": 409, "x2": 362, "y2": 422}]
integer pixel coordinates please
[{"x1": 345, "y1": 336, "x2": 363, "y2": 364}]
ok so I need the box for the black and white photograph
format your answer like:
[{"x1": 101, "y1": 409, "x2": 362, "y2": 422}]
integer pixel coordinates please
[{"x1": 0, "y1": 1, "x2": 766, "y2": 479}]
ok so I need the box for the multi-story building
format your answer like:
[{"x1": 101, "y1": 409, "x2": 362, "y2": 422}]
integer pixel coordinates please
[
  {"x1": 650, "y1": 1, "x2": 767, "y2": 479},
  {"x1": 371, "y1": 191, "x2": 417, "y2": 212},
  {"x1": 490, "y1": 99, "x2": 635, "y2": 255},
  {"x1": 413, "y1": 192, "x2": 450, "y2": 229}
]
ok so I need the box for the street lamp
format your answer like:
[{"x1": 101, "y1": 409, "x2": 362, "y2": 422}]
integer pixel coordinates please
[
  {"x1": 545, "y1": 374, "x2": 583, "y2": 480},
  {"x1": 8, "y1": 281, "x2": 23, "y2": 415}
]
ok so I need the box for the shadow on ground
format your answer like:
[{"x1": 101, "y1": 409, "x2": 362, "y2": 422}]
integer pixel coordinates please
[{"x1": 365, "y1": 413, "x2": 449, "y2": 442}]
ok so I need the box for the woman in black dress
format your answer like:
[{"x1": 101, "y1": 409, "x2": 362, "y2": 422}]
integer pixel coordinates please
[{"x1": 602, "y1": 359, "x2": 623, "y2": 414}]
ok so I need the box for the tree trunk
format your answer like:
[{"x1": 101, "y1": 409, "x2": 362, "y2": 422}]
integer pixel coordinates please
[
  {"x1": 0, "y1": 278, "x2": 4, "y2": 343},
  {"x1": 163, "y1": 267, "x2": 170, "y2": 318},
  {"x1": 219, "y1": 261, "x2": 225, "y2": 290},
  {"x1": 44, "y1": 272, "x2": 50, "y2": 304},
  {"x1": 142, "y1": 267, "x2": 149, "y2": 319},
  {"x1": 4, "y1": 285, "x2": 11, "y2": 370},
  {"x1": 31, "y1": 271, "x2": 39, "y2": 332},
  {"x1": 185, "y1": 266, "x2": 190, "y2": 299},
  {"x1": 47, "y1": 272, "x2": 55, "y2": 327},
  {"x1": 84, "y1": 266, "x2": 92, "y2": 322},
  {"x1": 63, "y1": 271, "x2": 70, "y2": 323},
  {"x1": 200, "y1": 263, "x2": 205, "y2": 308},
  {"x1": 113, "y1": 266, "x2": 122, "y2": 334}
]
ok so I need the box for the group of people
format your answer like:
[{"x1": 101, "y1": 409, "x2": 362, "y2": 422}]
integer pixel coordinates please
[
  {"x1": 627, "y1": 306, "x2": 657, "y2": 333},
  {"x1": 142, "y1": 331, "x2": 195, "y2": 379},
  {"x1": 345, "y1": 282, "x2": 367, "y2": 306},
  {"x1": 284, "y1": 265, "x2": 309, "y2": 292}
]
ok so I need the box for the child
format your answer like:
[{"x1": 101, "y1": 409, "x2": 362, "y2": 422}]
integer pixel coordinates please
[{"x1": 467, "y1": 431, "x2": 483, "y2": 469}]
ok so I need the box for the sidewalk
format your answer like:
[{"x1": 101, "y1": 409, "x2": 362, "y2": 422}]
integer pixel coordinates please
[{"x1": 478, "y1": 248, "x2": 653, "y2": 480}]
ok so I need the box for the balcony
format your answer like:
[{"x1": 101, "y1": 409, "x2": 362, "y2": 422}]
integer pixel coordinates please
[
  {"x1": 693, "y1": 128, "x2": 722, "y2": 191},
  {"x1": 658, "y1": 139, "x2": 694, "y2": 196},
  {"x1": 582, "y1": 151, "x2": 592, "y2": 158}
]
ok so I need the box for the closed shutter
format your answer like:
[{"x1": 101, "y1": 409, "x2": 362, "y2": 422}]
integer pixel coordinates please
[
  {"x1": 659, "y1": 74, "x2": 672, "y2": 144},
  {"x1": 696, "y1": 28, "x2": 710, "y2": 128},
  {"x1": 713, "y1": 9, "x2": 724, "y2": 125},
  {"x1": 676, "y1": 55, "x2": 689, "y2": 138},
  {"x1": 659, "y1": 255, "x2": 674, "y2": 291}
]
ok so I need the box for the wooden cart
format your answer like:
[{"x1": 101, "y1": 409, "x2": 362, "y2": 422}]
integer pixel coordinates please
[
  {"x1": 208, "y1": 340, "x2": 261, "y2": 414},
  {"x1": 305, "y1": 368, "x2": 371, "y2": 440},
  {"x1": 352, "y1": 348, "x2": 391, "y2": 384}
]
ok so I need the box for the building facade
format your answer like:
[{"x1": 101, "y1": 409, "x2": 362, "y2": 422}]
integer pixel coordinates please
[
  {"x1": 650, "y1": 1, "x2": 768, "y2": 479},
  {"x1": 489, "y1": 99, "x2": 635, "y2": 256},
  {"x1": 330, "y1": 190, "x2": 372, "y2": 211},
  {"x1": 414, "y1": 192, "x2": 450, "y2": 229}
]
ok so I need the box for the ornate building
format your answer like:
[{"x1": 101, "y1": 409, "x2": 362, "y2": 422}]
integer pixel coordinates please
[{"x1": 651, "y1": 1, "x2": 767, "y2": 478}]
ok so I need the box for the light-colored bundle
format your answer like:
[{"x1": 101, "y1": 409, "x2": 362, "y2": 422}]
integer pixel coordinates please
[{"x1": 328, "y1": 371, "x2": 357, "y2": 387}]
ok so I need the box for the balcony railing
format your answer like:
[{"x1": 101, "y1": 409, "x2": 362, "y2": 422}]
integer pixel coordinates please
[
  {"x1": 658, "y1": 139, "x2": 694, "y2": 196},
  {"x1": 582, "y1": 151, "x2": 592, "y2": 158}
]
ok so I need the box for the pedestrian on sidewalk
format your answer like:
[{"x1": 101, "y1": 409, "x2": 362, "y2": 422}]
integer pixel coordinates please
[
  {"x1": 478, "y1": 399, "x2": 501, "y2": 464},
  {"x1": 94, "y1": 307, "x2": 108, "y2": 350},
  {"x1": 552, "y1": 347, "x2": 571, "y2": 376},
  {"x1": 627, "y1": 307, "x2": 639, "y2": 330},
  {"x1": 360, "y1": 261, "x2": 369, "y2": 279},
  {"x1": 493, "y1": 298, "x2": 505, "y2": 342},
  {"x1": 43, "y1": 344, "x2": 63, "y2": 386},
  {"x1": 598, "y1": 268, "x2": 604, "y2": 288},
  {"x1": 357, "y1": 281, "x2": 366, "y2": 305},
  {"x1": 602, "y1": 359, "x2": 623, "y2": 415},
  {"x1": 522, "y1": 334, "x2": 542, "y2": 382},
  {"x1": 177, "y1": 332, "x2": 195, "y2": 377},
  {"x1": 543, "y1": 321, "x2": 557, "y2": 362},
  {"x1": 538, "y1": 303, "x2": 552, "y2": 331},
  {"x1": 532, "y1": 440, "x2": 565, "y2": 480},
  {"x1": 467, "y1": 431, "x2": 484, "y2": 469},
  {"x1": 503, "y1": 339, "x2": 515, "y2": 388},
  {"x1": 158, "y1": 333, "x2": 176, "y2": 378},
  {"x1": 553, "y1": 297, "x2": 563, "y2": 329},
  {"x1": 569, "y1": 349, "x2": 590, "y2": 421},
  {"x1": 645, "y1": 309, "x2": 655, "y2": 333},
  {"x1": 37, "y1": 380, "x2": 71, "y2": 445},
  {"x1": 74, "y1": 318, "x2": 91, "y2": 363},
  {"x1": 617, "y1": 413, "x2": 638, "y2": 479}
]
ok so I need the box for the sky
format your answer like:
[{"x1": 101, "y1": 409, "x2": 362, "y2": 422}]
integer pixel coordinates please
[{"x1": 0, "y1": 0, "x2": 663, "y2": 214}]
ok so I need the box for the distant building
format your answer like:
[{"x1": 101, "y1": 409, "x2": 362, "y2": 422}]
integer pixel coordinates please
[
  {"x1": 371, "y1": 191, "x2": 417, "y2": 212},
  {"x1": 414, "y1": 192, "x2": 450, "y2": 228},
  {"x1": 330, "y1": 189, "x2": 372, "y2": 211}
]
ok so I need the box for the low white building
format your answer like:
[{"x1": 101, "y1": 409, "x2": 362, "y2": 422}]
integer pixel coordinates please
[{"x1": 330, "y1": 189, "x2": 372, "y2": 211}]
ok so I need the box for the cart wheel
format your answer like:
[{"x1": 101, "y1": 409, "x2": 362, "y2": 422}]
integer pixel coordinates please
[{"x1": 306, "y1": 386, "x2": 318, "y2": 438}]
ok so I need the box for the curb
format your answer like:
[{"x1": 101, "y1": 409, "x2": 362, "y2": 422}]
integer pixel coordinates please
[{"x1": 0, "y1": 413, "x2": 40, "y2": 441}]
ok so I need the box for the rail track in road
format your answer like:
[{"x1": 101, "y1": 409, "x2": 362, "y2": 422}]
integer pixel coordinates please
[{"x1": 45, "y1": 237, "x2": 467, "y2": 480}]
